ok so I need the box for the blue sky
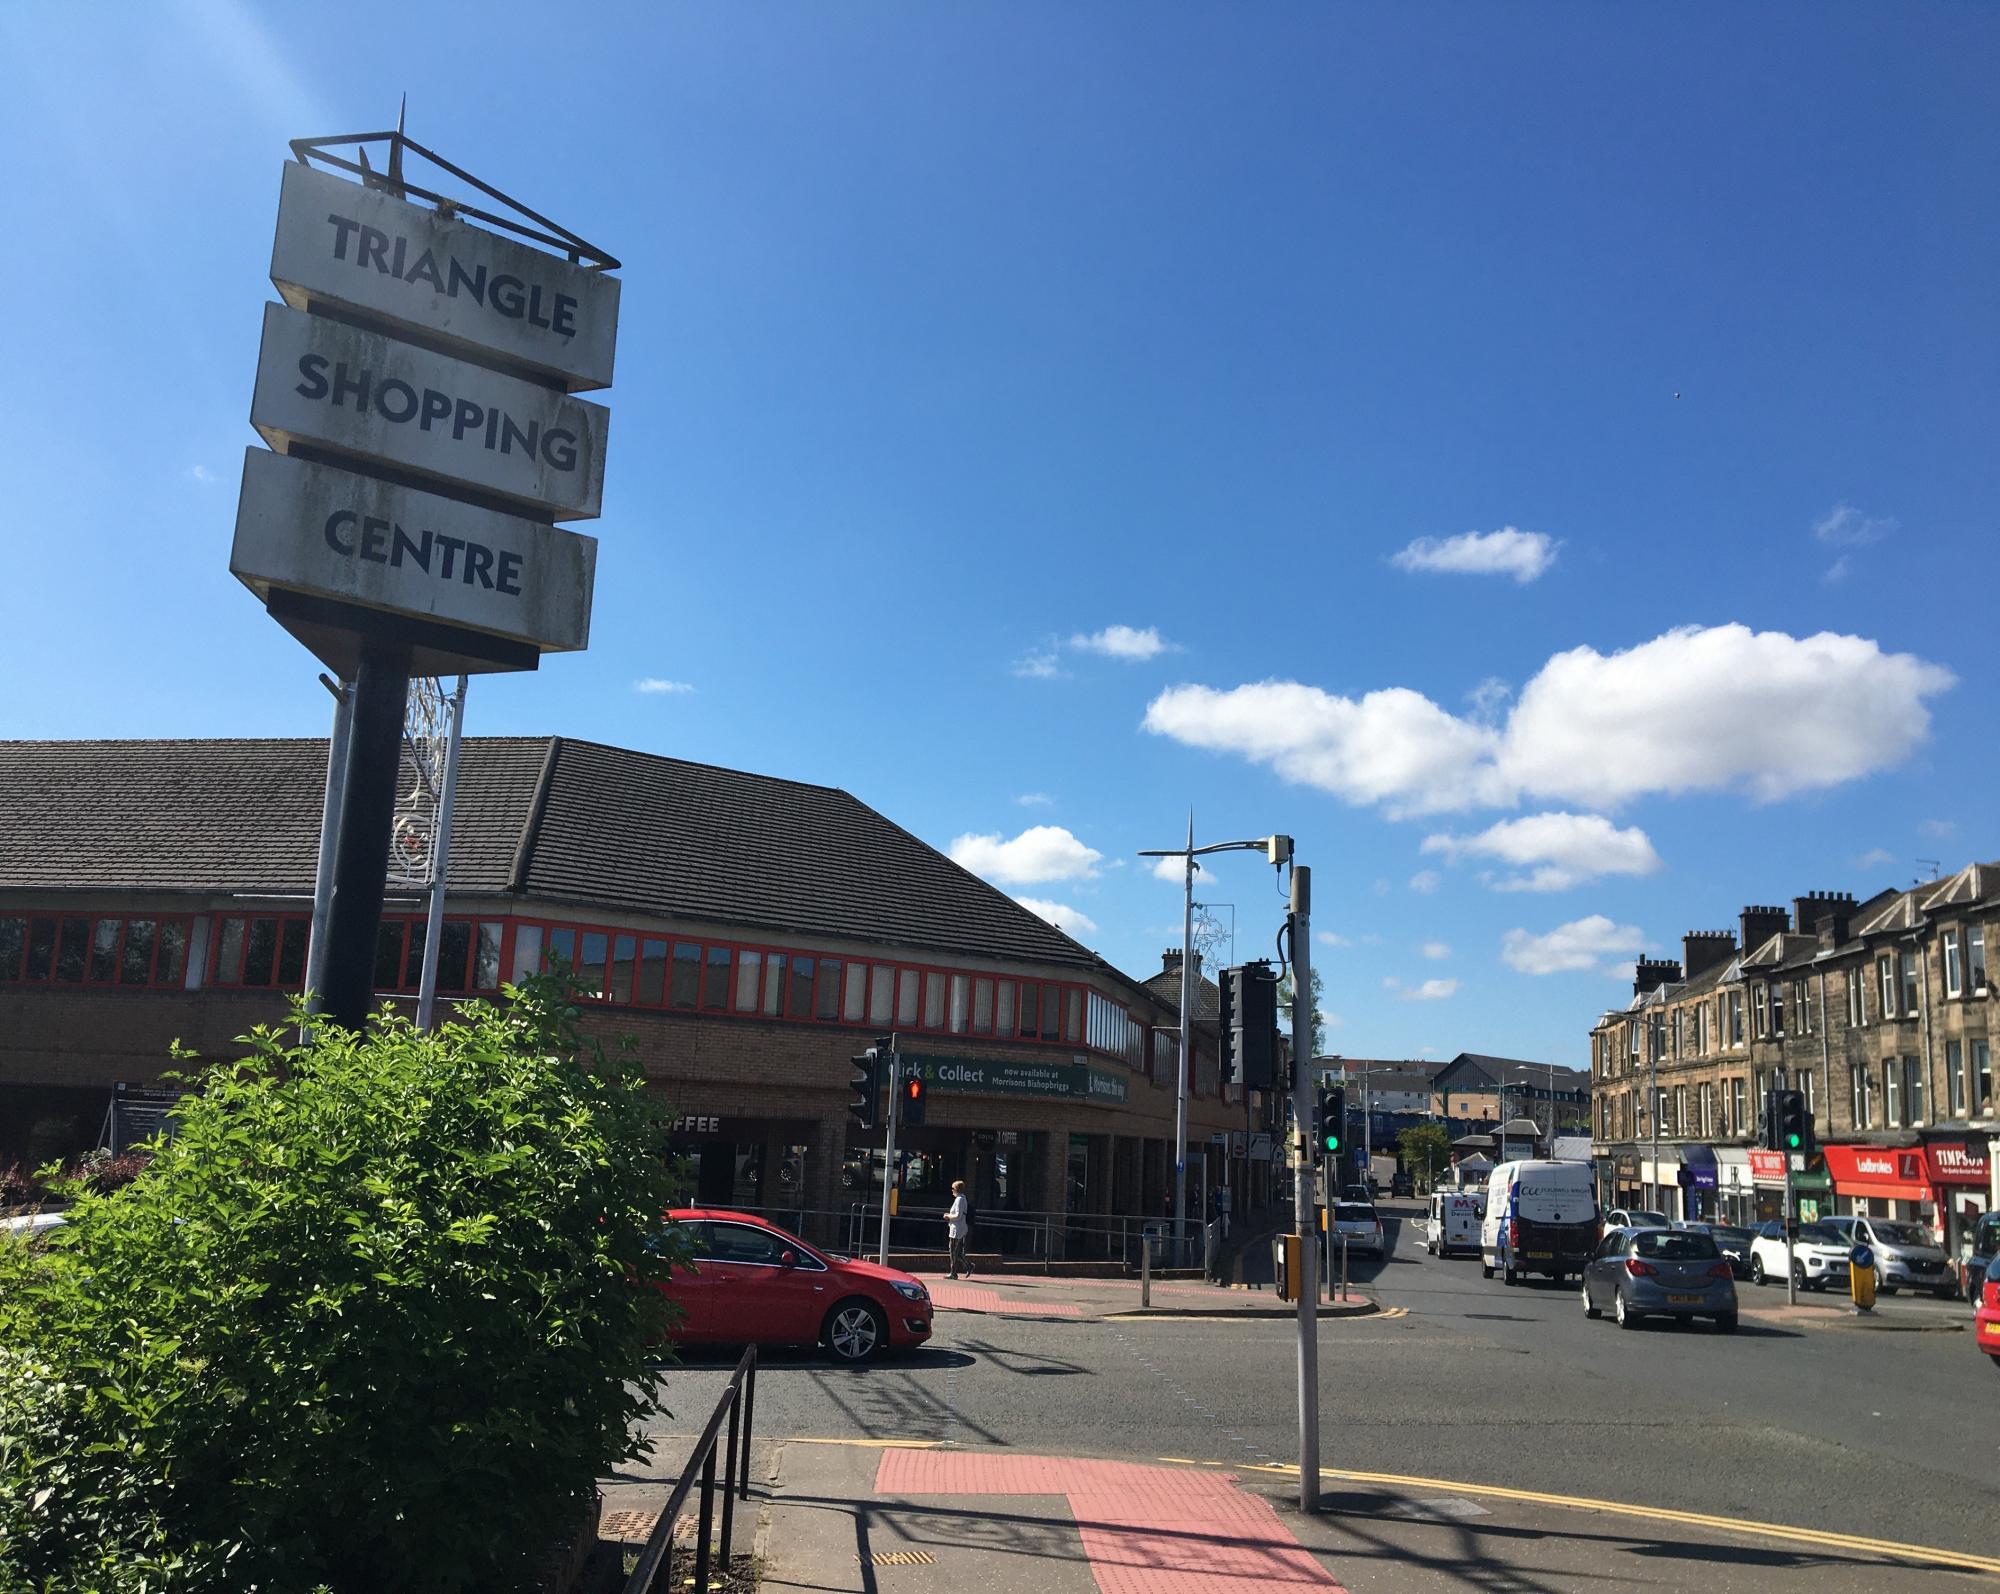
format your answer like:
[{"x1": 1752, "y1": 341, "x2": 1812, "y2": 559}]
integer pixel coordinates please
[{"x1": 3, "y1": 3, "x2": 1993, "y2": 1068}]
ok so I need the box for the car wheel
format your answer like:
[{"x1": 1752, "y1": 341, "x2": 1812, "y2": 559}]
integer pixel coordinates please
[
  {"x1": 1878, "y1": 1284, "x2": 1898, "y2": 1296},
  {"x1": 1792, "y1": 1261, "x2": 1808, "y2": 1292},
  {"x1": 1714, "y1": 1312, "x2": 1738, "y2": 1334},
  {"x1": 823, "y1": 1299, "x2": 887, "y2": 1363},
  {"x1": 1582, "y1": 1278, "x2": 1600, "y2": 1320},
  {"x1": 1934, "y1": 1285, "x2": 1955, "y2": 1300},
  {"x1": 1750, "y1": 1256, "x2": 1767, "y2": 1286},
  {"x1": 1615, "y1": 1288, "x2": 1637, "y2": 1330},
  {"x1": 1503, "y1": 1264, "x2": 1517, "y2": 1286},
  {"x1": 1482, "y1": 1261, "x2": 1494, "y2": 1279}
]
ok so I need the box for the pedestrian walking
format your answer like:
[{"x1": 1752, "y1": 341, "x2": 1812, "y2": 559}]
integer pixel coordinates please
[{"x1": 946, "y1": 1180, "x2": 972, "y2": 1278}]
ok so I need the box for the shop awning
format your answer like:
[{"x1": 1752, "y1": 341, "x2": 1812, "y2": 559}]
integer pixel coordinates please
[
  {"x1": 1822, "y1": 1143, "x2": 1928, "y2": 1201},
  {"x1": 1676, "y1": 1143, "x2": 1719, "y2": 1189}
]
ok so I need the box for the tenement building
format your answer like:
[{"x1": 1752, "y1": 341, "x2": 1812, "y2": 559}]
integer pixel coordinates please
[
  {"x1": 0, "y1": 737, "x2": 1250, "y2": 1256},
  {"x1": 1590, "y1": 868, "x2": 1999, "y2": 1253}
]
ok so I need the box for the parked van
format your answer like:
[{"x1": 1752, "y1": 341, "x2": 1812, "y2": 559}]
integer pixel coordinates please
[
  {"x1": 1427, "y1": 1190, "x2": 1482, "y2": 1258},
  {"x1": 1481, "y1": 1160, "x2": 1598, "y2": 1284}
]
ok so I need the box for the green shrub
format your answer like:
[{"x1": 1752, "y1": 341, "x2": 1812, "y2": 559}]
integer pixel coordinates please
[{"x1": 0, "y1": 977, "x2": 689, "y2": 1592}]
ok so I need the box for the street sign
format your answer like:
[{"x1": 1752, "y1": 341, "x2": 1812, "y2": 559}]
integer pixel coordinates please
[
  {"x1": 270, "y1": 160, "x2": 621, "y2": 392},
  {"x1": 249, "y1": 303, "x2": 610, "y2": 519},
  {"x1": 231, "y1": 449, "x2": 596, "y2": 655}
]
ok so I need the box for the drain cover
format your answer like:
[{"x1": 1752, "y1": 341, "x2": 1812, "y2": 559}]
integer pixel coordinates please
[
  {"x1": 600, "y1": 1509, "x2": 663, "y2": 1544},
  {"x1": 859, "y1": 1550, "x2": 938, "y2": 1566},
  {"x1": 1379, "y1": 1496, "x2": 1490, "y2": 1522}
]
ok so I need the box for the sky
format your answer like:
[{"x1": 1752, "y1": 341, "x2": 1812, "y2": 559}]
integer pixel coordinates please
[{"x1": 2, "y1": 3, "x2": 1994, "y2": 1069}]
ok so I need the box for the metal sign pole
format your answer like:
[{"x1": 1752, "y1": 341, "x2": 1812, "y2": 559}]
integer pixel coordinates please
[
  {"x1": 415, "y1": 674, "x2": 469, "y2": 1031},
  {"x1": 316, "y1": 641, "x2": 410, "y2": 1031},
  {"x1": 877, "y1": 1043, "x2": 900, "y2": 1267},
  {"x1": 1289, "y1": 864, "x2": 1320, "y2": 1513},
  {"x1": 1784, "y1": 1142, "x2": 1798, "y2": 1306},
  {"x1": 302, "y1": 673, "x2": 352, "y2": 1032}
]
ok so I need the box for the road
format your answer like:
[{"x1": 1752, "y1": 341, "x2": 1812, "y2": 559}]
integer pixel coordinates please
[{"x1": 633, "y1": 1200, "x2": 1999, "y2": 1588}]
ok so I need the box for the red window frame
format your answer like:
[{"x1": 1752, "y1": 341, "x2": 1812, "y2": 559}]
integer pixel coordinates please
[{"x1": 0, "y1": 912, "x2": 196, "y2": 991}]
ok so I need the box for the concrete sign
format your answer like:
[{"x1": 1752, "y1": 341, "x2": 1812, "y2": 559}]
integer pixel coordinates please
[
  {"x1": 270, "y1": 161, "x2": 620, "y2": 392},
  {"x1": 231, "y1": 449, "x2": 595, "y2": 652},
  {"x1": 250, "y1": 303, "x2": 609, "y2": 520}
]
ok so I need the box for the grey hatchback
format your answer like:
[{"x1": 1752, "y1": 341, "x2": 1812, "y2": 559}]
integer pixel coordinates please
[{"x1": 1583, "y1": 1226, "x2": 1738, "y2": 1332}]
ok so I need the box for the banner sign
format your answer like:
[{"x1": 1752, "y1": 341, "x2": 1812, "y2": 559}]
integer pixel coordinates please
[
  {"x1": 904, "y1": 1053, "x2": 1128, "y2": 1104},
  {"x1": 270, "y1": 161, "x2": 620, "y2": 392},
  {"x1": 250, "y1": 303, "x2": 609, "y2": 519},
  {"x1": 231, "y1": 450, "x2": 596, "y2": 652}
]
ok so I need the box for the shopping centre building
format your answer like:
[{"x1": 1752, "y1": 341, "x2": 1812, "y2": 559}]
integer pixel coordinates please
[{"x1": 0, "y1": 736, "x2": 1263, "y2": 1254}]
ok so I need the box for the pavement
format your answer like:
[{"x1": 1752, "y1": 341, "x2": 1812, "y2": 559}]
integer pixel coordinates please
[{"x1": 606, "y1": 1199, "x2": 2000, "y2": 1592}]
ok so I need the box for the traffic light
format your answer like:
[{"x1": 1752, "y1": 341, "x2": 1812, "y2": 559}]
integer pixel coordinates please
[
  {"x1": 1217, "y1": 962, "x2": 1237, "y2": 1083},
  {"x1": 1315, "y1": 1082, "x2": 1346, "y2": 1161},
  {"x1": 901, "y1": 1072, "x2": 927, "y2": 1127},
  {"x1": 1774, "y1": 1088, "x2": 1813, "y2": 1154},
  {"x1": 1222, "y1": 961, "x2": 1278, "y2": 1089},
  {"x1": 849, "y1": 1049, "x2": 881, "y2": 1130}
]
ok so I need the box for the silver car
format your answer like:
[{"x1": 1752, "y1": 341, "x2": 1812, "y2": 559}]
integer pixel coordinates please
[
  {"x1": 1331, "y1": 1201, "x2": 1385, "y2": 1258},
  {"x1": 1822, "y1": 1215, "x2": 1952, "y2": 1298},
  {"x1": 1583, "y1": 1226, "x2": 1738, "y2": 1331}
]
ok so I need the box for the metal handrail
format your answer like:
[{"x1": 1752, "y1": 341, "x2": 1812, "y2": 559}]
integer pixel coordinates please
[{"x1": 622, "y1": 1345, "x2": 757, "y2": 1594}]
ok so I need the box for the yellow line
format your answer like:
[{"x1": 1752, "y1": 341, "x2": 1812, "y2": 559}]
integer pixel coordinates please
[
  {"x1": 784, "y1": 1437, "x2": 945, "y2": 1449},
  {"x1": 1164, "y1": 1459, "x2": 2000, "y2": 1575}
]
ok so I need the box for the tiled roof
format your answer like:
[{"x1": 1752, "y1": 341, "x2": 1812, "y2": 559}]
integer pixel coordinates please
[
  {"x1": 1921, "y1": 862, "x2": 1999, "y2": 912},
  {"x1": 1140, "y1": 964, "x2": 1221, "y2": 1020},
  {"x1": 0, "y1": 737, "x2": 1098, "y2": 971}
]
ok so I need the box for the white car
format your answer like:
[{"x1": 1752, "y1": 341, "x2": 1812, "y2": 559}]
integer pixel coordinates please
[
  {"x1": 1820, "y1": 1215, "x2": 1952, "y2": 1297},
  {"x1": 1331, "y1": 1201, "x2": 1384, "y2": 1258},
  {"x1": 1748, "y1": 1220, "x2": 1851, "y2": 1292}
]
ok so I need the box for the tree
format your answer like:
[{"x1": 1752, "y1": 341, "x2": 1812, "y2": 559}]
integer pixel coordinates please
[
  {"x1": 1277, "y1": 967, "x2": 1327, "y2": 1058},
  {"x1": 1397, "y1": 1122, "x2": 1453, "y2": 1193},
  {"x1": 1, "y1": 976, "x2": 690, "y2": 1593}
]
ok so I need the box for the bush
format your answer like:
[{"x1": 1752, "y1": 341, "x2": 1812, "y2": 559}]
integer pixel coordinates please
[
  {"x1": 0, "y1": 977, "x2": 689, "y2": 1592},
  {"x1": 0, "y1": 1163, "x2": 46, "y2": 1211}
]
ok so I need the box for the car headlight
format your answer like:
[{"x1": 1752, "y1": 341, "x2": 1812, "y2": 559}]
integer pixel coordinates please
[{"x1": 892, "y1": 1281, "x2": 929, "y2": 1303}]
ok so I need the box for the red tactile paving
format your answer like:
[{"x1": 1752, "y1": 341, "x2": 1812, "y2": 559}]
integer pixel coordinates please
[
  {"x1": 928, "y1": 1282, "x2": 1084, "y2": 1316},
  {"x1": 874, "y1": 1451, "x2": 1346, "y2": 1592}
]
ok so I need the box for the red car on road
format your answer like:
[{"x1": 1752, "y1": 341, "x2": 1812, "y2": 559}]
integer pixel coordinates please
[
  {"x1": 1976, "y1": 1254, "x2": 2000, "y2": 1369},
  {"x1": 656, "y1": 1208, "x2": 932, "y2": 1362}
]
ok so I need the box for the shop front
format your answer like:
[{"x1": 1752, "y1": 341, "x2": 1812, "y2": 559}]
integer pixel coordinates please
[
  {"x1": 1714, "y1": 1146, "x2": 1755, "y2": 1225},
  {"x1": 1747, "y1": 1149, "x2": 1830, "y2": 1222},
  {"x1": 665, "y1": 1112, "x2": 816, "y2": 1231},
  {"x1": 1676, "y1": 1144, "x2": 1719, "y2": 1220},
  {"x1": 1823, "y1": 1140, "x2": 1991, "y2": 1251},
  {"x1": 1924, "y1": 1139, "x2": 1991, "y2": 1254}
]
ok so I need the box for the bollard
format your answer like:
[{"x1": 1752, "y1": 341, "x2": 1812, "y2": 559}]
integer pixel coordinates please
[
  {"x1": 1142, "y1": 1227, "x2": 1152, "y2": 1309},
  {"x1": 1340, "y1": 1234, "x2": 1350, "y2": 1303},
  {"x1": 1850, "y1": 1243, "x2": 1876, "y2": 1313}
]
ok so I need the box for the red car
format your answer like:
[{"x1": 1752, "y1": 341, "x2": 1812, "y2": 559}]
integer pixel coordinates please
[
  {"x1": 656, "y1": 1208, "x2": 932, "y2": 1362},
  {"x1": 1976, "y1": 1255, "x2": 2000, "y2": 1369}
]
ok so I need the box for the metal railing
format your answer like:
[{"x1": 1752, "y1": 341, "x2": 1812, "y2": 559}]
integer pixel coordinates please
[
  {"x1": 684, "y1": 1199, "x2": 1208, "y2": 1269},
  {"x1": 622, "y1": 1345, "x2": 757, "y2": 1594}
]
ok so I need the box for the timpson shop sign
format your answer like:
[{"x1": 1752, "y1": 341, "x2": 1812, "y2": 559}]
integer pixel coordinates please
[{"x1": 230, "y1": 149, "x2": 618, "y2": 671}]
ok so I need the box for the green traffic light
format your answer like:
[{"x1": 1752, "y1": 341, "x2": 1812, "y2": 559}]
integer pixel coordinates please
[{"x1": 1785, "y1": 1133, "x2": 1801, "y2": 1149}]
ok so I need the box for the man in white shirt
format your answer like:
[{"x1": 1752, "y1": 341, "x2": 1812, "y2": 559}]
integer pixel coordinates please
[{"x1": 946, "y1": 1180, "x2": 971, "y2": 1278}]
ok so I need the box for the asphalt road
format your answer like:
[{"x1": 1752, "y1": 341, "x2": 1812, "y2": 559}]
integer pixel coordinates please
[{"x1": 637, "y1": 1200, "x2": 1999, "y2": 1585}]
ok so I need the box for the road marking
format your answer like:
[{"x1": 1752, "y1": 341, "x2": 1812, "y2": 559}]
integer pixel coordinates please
[
  {"x1": 785, "y1": 1436, "x2": 945, "y2": 1449},
  {"x1": 1156, "y1": 1458, "x2": 2000, "y2": 1575}
]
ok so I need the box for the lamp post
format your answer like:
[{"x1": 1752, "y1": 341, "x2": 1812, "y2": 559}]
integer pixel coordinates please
[{"x1": 1139, "y1": 818, "x2": 1286, "y2": 1267}]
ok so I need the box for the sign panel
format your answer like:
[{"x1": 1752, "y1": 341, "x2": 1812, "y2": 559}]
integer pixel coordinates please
[
  {"x1": 250, "y1": 303, "x2": 609, "y2": 519},
  {"x1": 270, "y1": 161, "x2": 620, "y2": 391},
  {"x1": 902, "y1": 1052, "x2": 1129, "y2": 1104},
  {"x1": 231, "y1": 450, "x2": 595, "y2": 652}
]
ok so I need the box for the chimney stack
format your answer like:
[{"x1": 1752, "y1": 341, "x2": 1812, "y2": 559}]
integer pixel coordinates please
[
  {"x1": 1791, "y1": 889, "x2": 1857, "y2": 944},
  {"x1": 1161, "y1": 948, "x2": 1200, "y2": 979},
  {"x1": 1681, "y1": 931, "x2": 1737, "y2": 981},
  {"x1": 1739, "y1": 905, "x2": 1789, "y2": 956},
  {"x1": 1633, "y1": 957, "x2": 1682, "y2": 996}
]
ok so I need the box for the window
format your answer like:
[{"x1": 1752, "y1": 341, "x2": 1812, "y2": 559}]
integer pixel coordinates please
[
  {"x1": 841, "y1": 961, "x2": 867, "y2": 1023},
  {"x1": 1695, "y1": 1003, "x2": 1709, "y2": 1055},
  {"x1": 1794, "y1": 979, "x2": 1812, "y2": 1036},
  {"x1": 1943, "y1": 930, "x2": 1963, "y2": 998},
  {"x1": 1903, "y1": 1055, "x2": 1925, "y2": 1125},
  {"x1": 1673, "y1": 1085, "x2": 1687, "y2": 1137},
  {"x1": 994, "y1": 978, "x2": 1014, "y2": 1037},
  {"x1": 213, "y1": 914, "x2": 310, "y2": 989},
  {"x1": 1752, "y1": 983, "x2": 1768, "y2": 1039},
  {"x1": 922, "y1": 972, "x2": 945, "y2": 1030},
  {"x1": 1801, "y1": 1070, "x2": 1815, "y2": 1114},
  {"x1": 814, "y1": 958, "x2": 843, "y2": 1022},
  {"x1": 788, "y1": 955, "x2": 815, "y2": 1020},
  {"x1": 729, "y1": 948, "x2": 756, "y2": 1012},
  {"x1": 1974, "y1": 1040, "x2": 1992, "y2": 1116},
  {"x1": 473, "y1": 922, "x2": 503, "y2": 990},
  {"x1": 704, "y1": 947, "x2": 733, "y2": 1011},
  {"x1": 1727, "y1": 991, "x2": 1744, "y2": 1046},
  {"x1": 1628, "y1": 1022, "x2": 1640, "y2": 1059},
  {"x1": 644, "y1": 939, "x2": 672, "y2": 1006},
  {"x1": 761, "y1": 952, "x2": 786, "y2": 1016},
  {"x1": 1900, "y1": 950, "x2": 1919, "y2": 1019},
  {"x1": 1771, "y1": 981, "x2": 1785, "y2": 1037},
  {"x1": 1730, "y1": 1078, "x2": 1747, "y2": 1137},
  {"x1": 868, "y1": 964, "x2": 894, "y2": 1027},
  {"x1": 948, "y1": 973, "x2": 969, "y2": 1034},
  {"x1": 1851, "y1": 1064, "x2": 1871, "y2": 1130},
  {"x1": 0, "y1": 913, "x2": 195, "y2": 990},
  {"x1": 1846, "y1": 968, "x2": 1865, "y2": 1027},
  {"x1": 671, "y1": 942, "x2": 702, "y2": 1010},
  {"x1": 1699, "y1": 1083, "x2": 1714, "y2": 1137},
  {"x1": 896, "y1": 968, "x2": 919, "y2": 1027},
  {"x1": 1879, "y1": 956, "x2": 1896, "y2": 1019},
  {"x1": 1947, "y1": 1040, "x2": 1965, "y2": 1116},
  {"x1": 1884, "y1": 1062, "x2": 1900, "y2": 1128},
  {"x1": 609, "y1": 935, "x2": 636, "y2": 1003},
  {"x1": 972, "y1": 977, "x2": 994, "y2": 1035},
  {"x1": 1970, "y1": 926, "x2": 1988, "y2": 993},
  {"x1": 576, "y1": 932, "x2": 608, "y2": 998}
]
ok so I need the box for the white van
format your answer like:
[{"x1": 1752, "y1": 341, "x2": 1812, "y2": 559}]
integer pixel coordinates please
[
  {"x1": 1427, "y1": 1190, "x2": 1482, "y2": 1258},
  {"x1": 1481, "y1": 1160, "x2": 1598, "y2": 1284}
]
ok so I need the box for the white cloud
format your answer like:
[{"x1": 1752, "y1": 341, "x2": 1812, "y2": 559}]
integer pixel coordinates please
[
  {"x1": 1421, "y1": 941, "x2": 1452, "y2": 960},
  {"x1": 1822, "y1": 555, "x2": 1854, "y2": 586},
  {"x1": 1422, "y1": 812, "x2": 1663, "y2": 892},
  {"x1": 1467, "y1": 676, "x2": 1513, "y2": 723},
  {"x1": 1920, "y1": 818, "x2": 1957, "y2": 839},
  {"x1": 1012, "y1": 647, "x2": 1062, "y2": 680},
  {"x1": 1408, "y1": 870, "x2": 1442, "y2": 894},
  {"x1": 1385, "y1": 976, "x2": 1459, "y2": 1002},
  {"x1": 1318, "y1": 930, "x2": 1354, "y2": 949},
  {"x1": 1071, "y1": 624, "x2": 1173, "y2": 662},
  {"x1": 632, "y1": 678, "x2": 694, "y2": 695},
  {"x1": 1390, "y1": 527, "x2": 1559, "y2": 584},
  {"x1": 1814, "y1": 503, "x2": 1897, "y2": 547},
  {"x1": 1855, "y1": 847, "x2": 1895, "y2": 870},
  {"x1": 949, "y1": 825, "x2": 1102, "y2": 885},
  {"x1": 1501, "y1": 915, "x2": 1652, "y2": 976},
  {"x1": 1013, "y1": 897, "x2": 1098, "y2": 938},
  {"x1": 1151, "y1": 853, "x2": 1205, "y2": 884},
  {"x1": 1014, "y1": 792, "x2": 1054, "y2": 807},
  {"x1": 185, "y1": 463, "x2": 218, "y2": 485},
  {"x1": 1605, "y1": 960, "x2": 1639, "y2": 984},
  {"x1": 1144, "y1": 624, "x2": 1955, "y2": 816}
]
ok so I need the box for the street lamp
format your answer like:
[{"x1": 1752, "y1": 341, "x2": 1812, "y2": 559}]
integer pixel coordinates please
[{"x1": 1139, "y1": 816, "x2": 1289, "y2": 1266}]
